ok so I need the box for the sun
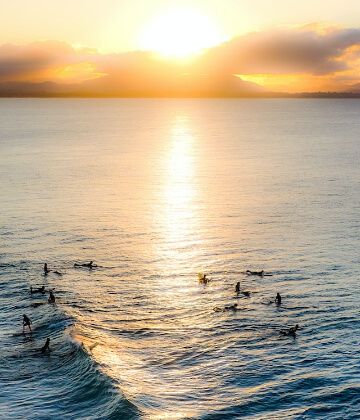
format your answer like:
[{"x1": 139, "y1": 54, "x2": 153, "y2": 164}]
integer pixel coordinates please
[{"x1": 140, "y1": 9, "x2": 225, "y2": 57}]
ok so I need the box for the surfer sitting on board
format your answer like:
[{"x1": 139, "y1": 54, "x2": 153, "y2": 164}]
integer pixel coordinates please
[
  {"x1": 235, "y1": 282, "x2": 250, "y2": 296},
  {"x1": 41, "y1": 338, "x2": 51, "y2": 353},
  {"x1": 275, "y1": 293, "x2": 282, "y2": 305},
  {"x1": 48, "y1": 290, "x2": 56, "y2": 304},
  {"x1": 44, "y1": 263, "x2": 50, "y2": 274},
  {"x1": 23, "y1": 314, "x2": 32, "y2": 332},
  {"x1": 198, "y1": 273, "x2": 209, "y2": 284}
]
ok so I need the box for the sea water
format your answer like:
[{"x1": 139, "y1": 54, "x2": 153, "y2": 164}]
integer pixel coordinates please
[{"x1": 0, "y1": 98, "x2": 359, "y2": 420}]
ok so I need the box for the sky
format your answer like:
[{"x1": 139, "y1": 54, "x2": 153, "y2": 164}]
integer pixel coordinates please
[{"x1": 1, "y1": 0, "x2": 360, "y2": 94}]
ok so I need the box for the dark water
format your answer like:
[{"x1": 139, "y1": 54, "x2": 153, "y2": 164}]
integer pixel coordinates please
[{"x1": 0, "y1": 98, "x2": 359, "y2": 419}]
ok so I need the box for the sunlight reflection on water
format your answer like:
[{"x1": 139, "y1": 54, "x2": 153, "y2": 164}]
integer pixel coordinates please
[{"x1": 1, "y1": 99, "x2": 360, "y2": 420}]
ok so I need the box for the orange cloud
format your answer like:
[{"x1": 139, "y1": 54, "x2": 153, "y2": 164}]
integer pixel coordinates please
[
  {"x1": 1, "y1": 25, "x2": 360, "y2": 95},
  {"x1": 0, "y1": 41, "x2": 102, "y2": 83},
  {"x1": 197, "y1": 24, "x2": 360, "y2": 92},
  {"x1": 48, "y1": 61, "x2": 106, "y2": 83}
]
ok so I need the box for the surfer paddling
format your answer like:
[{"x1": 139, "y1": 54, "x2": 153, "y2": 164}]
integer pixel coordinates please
[
  {"x1": 74, "y1": 261, "x2": 97, "y2": 268},
  {"x1": 224, "y1": 303, "x2": 239, "y2": 311},
  {"x1": 245, "y1": 270, "x2": 273, "y2": 276},
  {"x1": 280, "y1": 324, "x2": 299, "y2": 336},
  {"x1": 214, "y1": 303, "x2": 240, "y2": 312},
  {"x1": 246, "y1": 270, "x2": 264, "y2": 276}
]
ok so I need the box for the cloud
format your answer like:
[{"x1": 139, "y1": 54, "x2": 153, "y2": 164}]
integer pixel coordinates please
[
  {"x1": 199, "y1": 25, "x2": 360, "y2": 76},
  {"x1": 0, "y1": 41, "x2": 100, "y2": 82},
  {"x1": 1, "y1": 25, "x2": 360, "y2": 94}
]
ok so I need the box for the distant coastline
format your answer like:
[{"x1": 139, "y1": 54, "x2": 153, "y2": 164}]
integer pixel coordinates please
[
  {"x1": 1, "y1": 91, "x2": 360, "y2": 98},
  {"x1": 1, "y1": 80, "x2": 360, "y2": 99}
]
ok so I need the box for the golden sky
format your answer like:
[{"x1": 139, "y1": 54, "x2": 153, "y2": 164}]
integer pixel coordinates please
[{"x1": 1, "y1": 0, "x2": 360, "y2": 94}]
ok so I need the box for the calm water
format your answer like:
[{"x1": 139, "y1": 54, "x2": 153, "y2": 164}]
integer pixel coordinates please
[{"x1": 0, "y1": 98, "x2": 359, "y2": 420}]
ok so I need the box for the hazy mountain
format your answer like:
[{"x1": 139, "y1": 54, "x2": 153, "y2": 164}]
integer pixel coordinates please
[
  {"x1": 344, "y1": 83, "x2": 360, "y2": 93},
  {"x1": 0, "y1": 81, "x2": 77, "y2": 97},
  {"x1": 0, "y1": 74, "x2": 268, "y2": 97}
]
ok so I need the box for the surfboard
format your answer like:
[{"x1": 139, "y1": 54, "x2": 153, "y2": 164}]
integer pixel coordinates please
[
  {"x1": 12, "y1": 330, "x2": 32, "y2": 336},
  {"x1": 30, "y1": 301, "x2": 47, "y2": 307},
  {"x1": 88, "y1": 342, "x2": 99, "y2": 351}
]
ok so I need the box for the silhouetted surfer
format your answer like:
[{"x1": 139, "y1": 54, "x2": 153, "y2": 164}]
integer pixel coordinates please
[
  {"x1": 275, "y1": 293, "x2": 282, "y2": 305},
  {"x1": 48, "y1": 290, "x2": 55, "y2": 304},
  {"x1": 41, "y1": 338, "x2": 51, "y2": 353},
  {"x1": 198, "y1": 273, "x2": 209, "y2": 284},
  {"x1": 74, "y1": 261, "x2": 97, "y2": 268},
  {"x1": 44, "y1": 263, "x2": 50, "y2": 274},
  {"x1": 246, "y1": 270, "x2": 264, "y2": 276},
  {"x1": 235, "y1": 282, "x2": 250, "y2": 296},
  {"x1": 224, "y1": 303, "x2": 238, "y2": 311},
  {"x1": 30, "y1": 286, "x2": 45, "y2": 294},
  {"x1": 280, "y1": 324, "x2": 299, "y2": 336},
  {"x1": 214, "y1": 303, "x2": 239, "y2": 312},
  {"x1": 23, "y1": 314, "x2": 32, "y2": 332}
]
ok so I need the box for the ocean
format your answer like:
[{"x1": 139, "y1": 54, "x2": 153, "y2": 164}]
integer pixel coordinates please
[{"x1": 0, "y1": 98, "x2": 359, "y2": 420}]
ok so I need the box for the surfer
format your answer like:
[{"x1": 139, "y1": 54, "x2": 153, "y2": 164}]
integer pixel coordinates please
[
  {"x1": 214, "y1": 303, "x2": 239, "y2": 312},
  {"x1": 198, "y1": 273, "x2": 209, "y2": 284},
  {"x1": 280, "y1": 324, "x2": 299, "y2": 336},
  {"x1": 23, "y1": 314, "x2": 32, "y2": 332},
  {"x1": 48, "y1": 290, "x2": 56, "y2": 304},
  {"x1": 74, "y1": 261, "x2": 97, "y2": 268},
  {"x1": 275, "y1": 293, "x2": 282, "y2": 305},
  {"x1": 246, "y1": 270, "x2": 264, "y2": 276},
  {"x1": 235, "y1": 282, "x2": 250, "y2": 296},
  {"x1": 44, "y1": 263, "x2": 50, "y2": 274},
  {"x1": 30, "y1": 286, "x2": 45, "y2": 294},
  {"x1": 84, "y1": 261, "x2": 95, "y2": 267},
  {"x1": 224, "y1": 303, "x2": 239, "y2": 311},
  {"x1": 41, "y1": 338, "x2": 51, "y2": 353}
]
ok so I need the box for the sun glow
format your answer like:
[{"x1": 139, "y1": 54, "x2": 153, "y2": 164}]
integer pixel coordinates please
[{"x1": 140, "y1": 9, "x2": 225, "y2": 57}]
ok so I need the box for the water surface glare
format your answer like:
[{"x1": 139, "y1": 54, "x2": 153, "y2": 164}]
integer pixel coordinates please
[{"x1": 0, "y1": 98, "x2": 359, "y2": 419}]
